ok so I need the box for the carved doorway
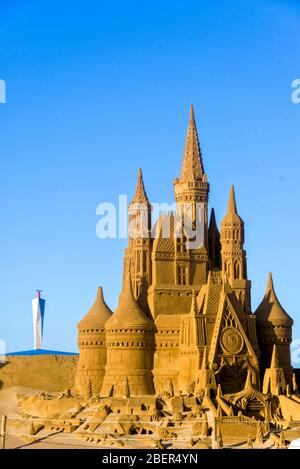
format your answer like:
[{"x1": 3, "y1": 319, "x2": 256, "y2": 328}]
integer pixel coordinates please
[{"x1": 217, "y1": 365, "x2": 248, "y2": 394}]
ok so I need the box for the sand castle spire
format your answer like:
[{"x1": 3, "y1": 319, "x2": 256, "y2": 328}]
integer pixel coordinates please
[
  {"x1": 78, "y1": 286, "x2": 112, "y2": 327},
  {"x1": 267, "y1": 271, "x2": 274, "y2": 292},
  {"x1": 131, "y1": 168, "x2": 150, "y2": 206},
  {"x1": 180, "y1": 104, "x2": 204, "y2": 182},
  {"x1": 208, "y1": 207, "x2": 218, "y2": 233},
  {"x1": 270, "y1": 344, "x2": 279, "y2": 368},
  {"x1": 256, "y1": 272, "x2": 293, "y2": 388},
  {"x1": 108, "y1": 272, "x2": 150, "y2": 325},
  {"x1": 128, "y1": 168, "x2": 152, "y2": 315},
  {"x1": 220, "y1": 185, "x2": 250, "y2": 312},
  {"x1": 227, "y1": 185, "x2": 237, "y2": 215},
  {"x1": 208, "y1": 208, "x2": 221, "y2": 269},
  {"x1": 262, "y1": 342, "x2": 287, "y2": 395},
  {"x1": 256, "y1": 272, "x2": 293, "y2": 325}
]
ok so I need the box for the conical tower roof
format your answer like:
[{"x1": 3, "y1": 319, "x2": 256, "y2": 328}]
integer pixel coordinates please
[
  {"x1": 227, "y1": 185, "x2": 237, "y2": 214},
  {"x1": 107, "y1": 273, "x2": 152, "y2": 327},
  {"x1": 208, "y1": 208, "x2": 221, "y2": 268},
  {"x1": 179, "y1": 105, "x2": 204, "y2": 182},
  {"x1": 130, "y1": 168, "x2": 150, "y2": 207},
  {"x1": 270, "y1": 344, "x2": 279, "y2": 368},
  {"x1": 255, "y1": 273, "x2": 293, "y2": 326},
  {"x1": 221, "y1": 185, "x2": 243, "y2": 224},
  {"x1": 208, "y1": 208, "x2": 219, "y2": 236},
  {"x1": 78, "y1": 286, "x2": 112, "y2": 329}
]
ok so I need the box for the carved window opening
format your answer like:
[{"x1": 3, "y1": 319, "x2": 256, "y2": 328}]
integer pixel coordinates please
[
  {"x1": 177, "y1": 265, "x2": 188, "y2": 285},
  {"x1": 223, "y1": 309, "x2": 237, "y2": 328},
  {"x1": 143, "y1": 251, "x2": 147, "y2": 272},
  {"x1": 234, "y1": 261, "x2": 241, "y2": 279},
  {"x1": 136, "y1": 250, "x2": 141, "y2": 273},
  {"x1": 176, "y1": 233, "x2": 188, "y2": 253},
  {"x1": 225, "y1": 260, "x2": 231, "y2": 277}
]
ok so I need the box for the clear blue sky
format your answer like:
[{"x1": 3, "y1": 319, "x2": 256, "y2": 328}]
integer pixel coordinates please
[{"x1": 1, "y1": 1, "x2": 300, "y2": 359}]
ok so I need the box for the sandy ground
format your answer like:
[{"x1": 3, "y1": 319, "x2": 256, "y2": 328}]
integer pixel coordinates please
[
  {"x1": 5, "y1": 434, "x2": 100, "y2": 449},
  {"x1": 0, "y1": 386, "x2": 89, "y2": 449},
  {"x1": 2, "y1": 387, "x2": 300, "y2": 449},
  {"x1": 0, "y1": 386, "x2": 43, "y2": 417}
]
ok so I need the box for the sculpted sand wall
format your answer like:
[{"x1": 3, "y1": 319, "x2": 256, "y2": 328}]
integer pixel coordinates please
[{"x1": 0, "y1": 355, "x2": 78, "y2": 391}]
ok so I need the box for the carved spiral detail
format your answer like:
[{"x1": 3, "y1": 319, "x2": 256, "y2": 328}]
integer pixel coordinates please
[{"x1": 220, "y1": 327, "x2": 244, "y2": 354}]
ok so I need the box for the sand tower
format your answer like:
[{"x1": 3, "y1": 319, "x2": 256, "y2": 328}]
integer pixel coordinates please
[
  {"x1": 101, "y1": 273, "x2": 155, "y2": 397},
  {"x1": 256, "y1": 272, "x2": 293, "y2": 385},
  {"x1": 75, "y1": 286, "x2": 112, "y2": 396}
]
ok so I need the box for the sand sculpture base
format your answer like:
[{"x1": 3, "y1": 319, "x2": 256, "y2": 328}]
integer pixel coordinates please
[{"x1": 2, "y1": 385, "x2": 300, "y2": 449}]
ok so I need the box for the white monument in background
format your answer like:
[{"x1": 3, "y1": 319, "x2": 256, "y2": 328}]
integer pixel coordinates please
[{"x1": 32, "y1": 290, "x2": 45, "y2": 350}]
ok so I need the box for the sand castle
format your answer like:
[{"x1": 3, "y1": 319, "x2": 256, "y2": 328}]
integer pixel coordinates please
[
  {"x1": 2, "y1": 106, "x2": 300, "y2": 449},
  {"x1": 76, "y1": 105, "x2": 296, "y2": 405}
]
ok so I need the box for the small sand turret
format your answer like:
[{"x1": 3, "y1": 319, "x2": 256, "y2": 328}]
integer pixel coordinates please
[
  {"x1": 256, "y1": 273, "x2": 293, "y2": 385},
  {"x1": 75, "y1": 286, "x2": 112, "y2": 396},
  {"x1": 101, "y1": 273, "x2": 154, "y2": 397}
]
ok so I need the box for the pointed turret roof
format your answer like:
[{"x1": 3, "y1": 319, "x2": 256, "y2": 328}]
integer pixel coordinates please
[
  {"x1": 208, "y1": 208, "x2": 221, "y2": 269},
  {"x1": 179, "y1": 105, "x2": 204, "y2": 182},
  {"x1": 131, "y1": 168, "x2": 150, "y2": 207},
  {"x1": 255, "y1": 272, "x2": 293, "y2": 326},
  {"x1": 78, "y1": 286, "x2": 112, "y2": 328},
  {"x1": 227, "y1": 185, "x2": 237, "y2": 214},
  {"x1": 208, "y1": 208, "x2": 219, "y2": 235},
  {"x1": 107, "y1": 273, "x2": 152, "y2": 327},
  {"x1": 221, "y1": 185, "x2": 243, "y2": 225},
  {"x1": 270, "y1": 344, "x2": 279, "y2": 368},
  {"x1": 182, "y1": 291, "x2": 201, "y2": 347}
]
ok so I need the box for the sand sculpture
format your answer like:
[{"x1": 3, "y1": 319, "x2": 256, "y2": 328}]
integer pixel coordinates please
[{"x1": 3, "y1": 106, "x2": 300, "y2": 449}]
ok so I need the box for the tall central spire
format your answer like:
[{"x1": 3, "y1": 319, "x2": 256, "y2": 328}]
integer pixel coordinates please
[
  {"x1": 174, "y1": 104, "x2": 210, "y2": 246},
  {"x1": 180, "y1": 104, "x2": 204, "y2": 182}
]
